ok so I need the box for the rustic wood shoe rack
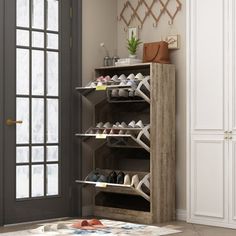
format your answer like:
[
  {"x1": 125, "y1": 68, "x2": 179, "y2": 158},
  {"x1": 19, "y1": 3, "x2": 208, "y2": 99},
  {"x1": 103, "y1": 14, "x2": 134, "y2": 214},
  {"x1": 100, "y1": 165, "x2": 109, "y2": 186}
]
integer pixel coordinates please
[{"x1": 75, "y1": 63, "x2": 175, "y2": 224}]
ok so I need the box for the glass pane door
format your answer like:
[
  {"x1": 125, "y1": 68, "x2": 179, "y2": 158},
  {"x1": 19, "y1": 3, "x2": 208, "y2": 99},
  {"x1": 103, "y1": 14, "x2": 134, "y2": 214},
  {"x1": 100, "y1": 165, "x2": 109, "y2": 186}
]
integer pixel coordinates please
[
  {"x1": 4, "y1": 0, "x2": 72, "y2": 224},
  {"x1": 16, "y1": 0, "x2": 60, "y2": 200}
]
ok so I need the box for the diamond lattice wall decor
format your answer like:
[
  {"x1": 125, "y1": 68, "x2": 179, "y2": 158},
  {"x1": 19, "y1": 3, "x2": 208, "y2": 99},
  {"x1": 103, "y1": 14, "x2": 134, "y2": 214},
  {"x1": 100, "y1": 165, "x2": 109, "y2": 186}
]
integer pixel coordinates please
[{"x1": 118, "y1": 0, "x2": 182, "y2": 30}]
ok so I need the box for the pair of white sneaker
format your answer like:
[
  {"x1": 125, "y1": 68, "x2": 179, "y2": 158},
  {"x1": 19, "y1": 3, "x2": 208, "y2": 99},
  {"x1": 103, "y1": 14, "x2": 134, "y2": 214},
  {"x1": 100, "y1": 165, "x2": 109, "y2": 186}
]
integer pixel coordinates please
[
  {"x1": 103, "y1": 121, "x2": 144, "y2": 129},
  {"x1": 111, "y1": 80, "x2": 138, "y2": 98},
  {"x1": 123, "y1": 174, "x2": 139, "y2": 187},
  {"x1": 127, "y1": 120, "x2": 144, "y2": 128},
  {"x1": 96, "y1": 122, "x2": 113, "y2": 129},
  {"x1": 124, "y1": 173, "x2": 150, "y2": 201},
  {"x1": 111, "y1": 73, "x2": 145, "y2": 83}
]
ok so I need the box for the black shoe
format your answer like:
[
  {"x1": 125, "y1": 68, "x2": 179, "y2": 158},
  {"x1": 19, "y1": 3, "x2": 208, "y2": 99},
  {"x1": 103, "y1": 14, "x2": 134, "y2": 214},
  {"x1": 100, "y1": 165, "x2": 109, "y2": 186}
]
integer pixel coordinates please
[
  {"x1": 117, "y1": 171, "x2": 125, "y2": 184},
  {"x1": 97, "y1": 175, "x2": 107, "y2": 183},
  {"x1": 107, "y1": 171, "x2": 117, "y2": 183},
  {"x1": 86, "y1": 169, "x2": 100, "y2": 182}
]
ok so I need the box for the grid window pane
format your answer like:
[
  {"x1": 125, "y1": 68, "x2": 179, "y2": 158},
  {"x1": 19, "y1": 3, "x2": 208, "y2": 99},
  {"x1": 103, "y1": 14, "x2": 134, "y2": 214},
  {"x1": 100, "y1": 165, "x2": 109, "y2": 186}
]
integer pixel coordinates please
[
  {"x1": 32, "y1": 146, "x2": 44, "y2": 162},
  {"x1": 16, "y1": 0, "x2": 60, "y2": 200},
  {"x1": 17, "y1": 49, "x2": 29, "y2": 95},
  {"x1": 47, "y1": 52, "x2": 58, "y2": 96},
  {"x1": 32, "y1": 50, "x2": 44, "y2": 95},
  {"x1": 47, "y1": 99, "x2": 59, "y2": 143},
  {"x1": 32, "y1": 0, "x2": 44, "y2": 29},
  {"x1": 16, "y1": 98, "x2": 29, "y2": 144},
  {"x1": 32, "y1": 165, "x2": 44, "y2": 197},
  {"x1": 17, "y1": 0, "x2": 29, "y2": 27},
  {"x1": 47, "y1": 33, "x2": 58, "y2": 50},
  {"x1": 32, "y1": 31, "x2": 44, "y2": 48},
  {"x1": 32, "y1": 98, "x2": 44, "y2": 143},
  {"x1": 16, "y1": 166, "x2": 29, "y2": 199},
  {"x1": 47, "y1": 0, "x2": 58, "y2": 31},
  {"x1": 47, "y1": 164, "x2": 58, "y2": 196},
  {"x1": 47, "y1": 146, "x2": 58, "y2": 162},
  {"x1": 16, "y1": 147, "x2": 29, "y2": 163},
  {"x1": 17, "y1": 30, "x2": 29, "y2": 47}
]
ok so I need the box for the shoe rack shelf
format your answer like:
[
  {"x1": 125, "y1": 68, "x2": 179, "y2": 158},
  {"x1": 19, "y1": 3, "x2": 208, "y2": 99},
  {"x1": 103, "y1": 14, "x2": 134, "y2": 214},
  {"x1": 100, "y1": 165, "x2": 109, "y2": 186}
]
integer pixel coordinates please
[
  {"x1": 76, "y1": 64, "x2": 151, "y2": 104},
  {"x1": 76, "y1": 169, "x2": 150, "y2": 201},
  {"x1": 76, "y1": 63, "x2": 175, "y2": 224},
  {"x1": 76, "y1": 181, "x2": 150, "y2": 201},
  {"x1": 75, "y1": 126, "x2": 150, "y2": 152}
]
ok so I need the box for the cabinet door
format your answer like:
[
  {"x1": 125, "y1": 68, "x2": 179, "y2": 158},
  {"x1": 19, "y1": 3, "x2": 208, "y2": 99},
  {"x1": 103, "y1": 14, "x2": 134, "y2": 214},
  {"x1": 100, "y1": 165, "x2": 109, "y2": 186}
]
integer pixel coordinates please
[
  {"x1": 229, "y1": 0, "x2": 236, "y2": 134},
  {"x1": 190, "y1": 135, "x2": 228, "y2": 223},
  {"x1": 189, "y1": 0, "x2": 229, "y2": 135},
  {"x1": 228, "y1": 137, "x2": 236, "y2": 224}
]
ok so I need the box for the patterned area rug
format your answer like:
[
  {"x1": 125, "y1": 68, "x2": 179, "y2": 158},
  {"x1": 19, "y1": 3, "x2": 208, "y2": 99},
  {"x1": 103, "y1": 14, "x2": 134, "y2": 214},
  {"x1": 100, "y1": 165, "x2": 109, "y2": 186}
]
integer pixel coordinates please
[{"x1": 0, "y1": 219, "x2": 182, "y2": 236}]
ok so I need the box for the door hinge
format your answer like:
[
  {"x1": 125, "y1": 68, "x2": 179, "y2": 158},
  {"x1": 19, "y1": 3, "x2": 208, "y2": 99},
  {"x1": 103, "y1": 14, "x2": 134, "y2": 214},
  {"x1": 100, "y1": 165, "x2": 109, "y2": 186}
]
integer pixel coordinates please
[
  {"x1": 70, "y1": 37, "x2": 72, "y2": 48},
  {"x1": 70, "y1": 7, "x2": 73, "y2": 18}
]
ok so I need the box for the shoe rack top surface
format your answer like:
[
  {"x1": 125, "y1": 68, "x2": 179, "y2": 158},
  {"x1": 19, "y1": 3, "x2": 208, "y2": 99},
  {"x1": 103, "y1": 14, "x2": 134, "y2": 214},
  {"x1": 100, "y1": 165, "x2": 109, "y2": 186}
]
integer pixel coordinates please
[{"x1": 94, "y1": 63, "x2": 152, "y2": 71}]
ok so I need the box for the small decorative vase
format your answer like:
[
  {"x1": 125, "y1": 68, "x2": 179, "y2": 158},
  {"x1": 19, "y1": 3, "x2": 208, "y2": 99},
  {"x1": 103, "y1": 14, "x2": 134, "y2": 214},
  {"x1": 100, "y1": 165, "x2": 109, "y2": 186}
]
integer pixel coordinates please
[{"x1": 129, "y1": 54, "x2": 137, "y2": 59}]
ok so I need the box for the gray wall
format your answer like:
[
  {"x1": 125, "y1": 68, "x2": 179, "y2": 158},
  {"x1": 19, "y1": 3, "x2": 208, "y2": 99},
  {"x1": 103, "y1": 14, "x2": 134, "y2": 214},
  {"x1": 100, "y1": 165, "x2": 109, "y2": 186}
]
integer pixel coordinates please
[
  {"x1": 82, "y1": 0, "x2": 186, "y2": 213},
  {"x1": 81, "y1": 0, "x2": 118, "y2": 214}
]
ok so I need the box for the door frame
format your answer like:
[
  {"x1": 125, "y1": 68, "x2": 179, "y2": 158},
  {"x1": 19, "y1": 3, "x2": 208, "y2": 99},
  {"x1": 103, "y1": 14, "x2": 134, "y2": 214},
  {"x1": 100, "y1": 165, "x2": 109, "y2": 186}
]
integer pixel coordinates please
[
  {"x1": 0, "y1": 0, "x2": 4, "y2": 227},
  {"x1": 71, "y1": 0, "x2": 82, "y2": 217}
]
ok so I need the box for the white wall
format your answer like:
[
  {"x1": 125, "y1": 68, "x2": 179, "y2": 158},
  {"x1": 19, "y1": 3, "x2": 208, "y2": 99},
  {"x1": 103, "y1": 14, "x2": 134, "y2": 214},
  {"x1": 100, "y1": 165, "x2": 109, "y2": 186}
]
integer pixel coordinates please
[{"x1": 117, "y1": 0, "x2": 186, "y2": 211}]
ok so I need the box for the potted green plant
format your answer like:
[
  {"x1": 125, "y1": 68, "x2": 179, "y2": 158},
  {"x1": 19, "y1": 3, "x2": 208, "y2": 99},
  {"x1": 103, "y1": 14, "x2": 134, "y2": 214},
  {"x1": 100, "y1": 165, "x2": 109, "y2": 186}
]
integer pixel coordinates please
[{"x1": 127, "y1": 31, "x2": 142, "y2": 59}]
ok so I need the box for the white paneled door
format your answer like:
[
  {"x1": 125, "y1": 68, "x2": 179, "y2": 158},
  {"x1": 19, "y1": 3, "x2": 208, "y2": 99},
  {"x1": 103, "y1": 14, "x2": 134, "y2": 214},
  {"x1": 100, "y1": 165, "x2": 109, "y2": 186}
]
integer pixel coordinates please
[
  {"x1": 190, "y1": 0, "x2": 227, "y2": 133},
  {"x1": 229, "y1": 138, "x2": 236, "y2": 224},
  {"x1": 187, "y1": 0, "x2": 236, "y2": 229},
  {"x1": 190, "y1": 136, "x2": 228, "y2": 223}
]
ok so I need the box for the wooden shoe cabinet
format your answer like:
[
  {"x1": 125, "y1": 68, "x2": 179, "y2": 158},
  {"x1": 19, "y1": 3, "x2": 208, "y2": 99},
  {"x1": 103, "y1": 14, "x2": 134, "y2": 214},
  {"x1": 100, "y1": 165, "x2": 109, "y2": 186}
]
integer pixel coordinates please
[{"x1": 76, "y1": 63, "x2": 175, "y2": 224}]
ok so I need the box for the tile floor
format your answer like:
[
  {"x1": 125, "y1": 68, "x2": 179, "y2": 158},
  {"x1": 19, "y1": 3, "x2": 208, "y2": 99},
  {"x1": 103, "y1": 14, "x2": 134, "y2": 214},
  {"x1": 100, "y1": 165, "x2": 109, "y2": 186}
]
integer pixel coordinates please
[{"x1": 0, "y1": 220, "x2": 236, "y2": 235}]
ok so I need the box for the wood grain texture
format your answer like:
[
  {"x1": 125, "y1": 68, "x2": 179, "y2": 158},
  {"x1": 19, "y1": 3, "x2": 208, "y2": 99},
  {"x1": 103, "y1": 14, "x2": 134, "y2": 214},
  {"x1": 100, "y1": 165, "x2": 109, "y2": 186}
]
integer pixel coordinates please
[
  {"x1": 81, "y1": 63, "x2": 175, "y2": 224},
  {"x1": 94, "y1": 206, "x2": 152, "y2": 224},
  {"x1": 150, "y1": 63, "x2": 176, "y2": 223}
]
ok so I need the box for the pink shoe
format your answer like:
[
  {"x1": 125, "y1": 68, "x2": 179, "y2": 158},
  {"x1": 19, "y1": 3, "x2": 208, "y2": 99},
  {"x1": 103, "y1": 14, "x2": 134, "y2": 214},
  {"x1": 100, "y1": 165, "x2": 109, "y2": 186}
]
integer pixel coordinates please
[{"x1": 96, "y1": 76, "x2": 104, "y2": 82}]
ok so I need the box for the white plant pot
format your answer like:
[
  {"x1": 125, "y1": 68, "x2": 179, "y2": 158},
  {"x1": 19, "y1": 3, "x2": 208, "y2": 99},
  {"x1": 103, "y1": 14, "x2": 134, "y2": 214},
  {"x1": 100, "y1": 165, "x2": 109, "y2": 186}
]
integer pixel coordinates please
[{"x1": 129, "y1": 54, "x2": 137, "y2": 59}]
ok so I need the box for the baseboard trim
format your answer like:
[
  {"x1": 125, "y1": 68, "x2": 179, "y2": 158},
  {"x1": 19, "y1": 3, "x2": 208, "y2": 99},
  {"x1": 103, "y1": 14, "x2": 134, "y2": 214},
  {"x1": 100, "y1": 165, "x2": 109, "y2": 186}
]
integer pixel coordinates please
[{"x1": 176, "y1": 209, "x2": 187, "y2": 221}]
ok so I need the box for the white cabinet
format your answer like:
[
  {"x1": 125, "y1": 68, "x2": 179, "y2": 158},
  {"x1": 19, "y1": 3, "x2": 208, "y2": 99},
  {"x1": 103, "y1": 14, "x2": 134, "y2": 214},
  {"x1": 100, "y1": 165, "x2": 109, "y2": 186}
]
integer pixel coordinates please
[
  {"x1": 229, "y1": 138, "x2": 236, "y2": 224},
  {"x1": 187, "y1": 0, "x2": 236, "y2": 228},
  {"x1": 190, "y1": 136, "x2": 228, "y2": 224}
]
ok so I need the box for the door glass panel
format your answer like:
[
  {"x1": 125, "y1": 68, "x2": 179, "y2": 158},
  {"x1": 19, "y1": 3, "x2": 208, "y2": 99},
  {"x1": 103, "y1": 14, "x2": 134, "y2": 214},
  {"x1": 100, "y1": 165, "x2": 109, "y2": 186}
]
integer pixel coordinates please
[
  {"x1": 47, "y1": 33, "x2": 58, "y2": 50},
  {"x1": 16, "y1": 147, "x2": 29, "y2": 163},
  {"x1": 47, "y1": 52, "x2": 58, "y2": 96},
  {"x1": 32, "y1": 31, "x2": 44, "y2": 48},
  {"x1": 47, "y1": 164, "x2": 58, "y2": 196},
  {"x1": 32, "y1": 165, "x2": 44, "y2": 197},
  {"x1": 32, "y1": 98, "x2": 44, "y2": 143},
  {"x1": 17, "y1": 30, "x2": 29, "y2": 47},
  {"x1": 47, "y1": 99, "x2": 58, "y2": 143},
  {"x1": 47, "y1": 146, "x2": 58, "y2": 162},
  {"x1": 16, "y1": 98, "x2": 29, "y2": 144},
  {"x1": 17, "y1": 0, "x2": 29, "y2": 27},
  {"x1": 16, "y1": 49, "x2": 29, "y2": 95},
  {"x1": 16, "y1": 0, "x2": 60, "y2": 200},
  {"x1": 32, "y1": 50, "x2": 44, "y2": 95},
  {"x1": 16, "y1": 166, "x2": 29, "y2": 199},
  {"x1": 32, "y1": 0, "x2": 44, "y2": 29},
  {"x1": 32, "y1": 146, "x2": 44, "y2": 162},
  {"x1": 47, "y1": 0, "x2": 58, "y2": 31}
]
